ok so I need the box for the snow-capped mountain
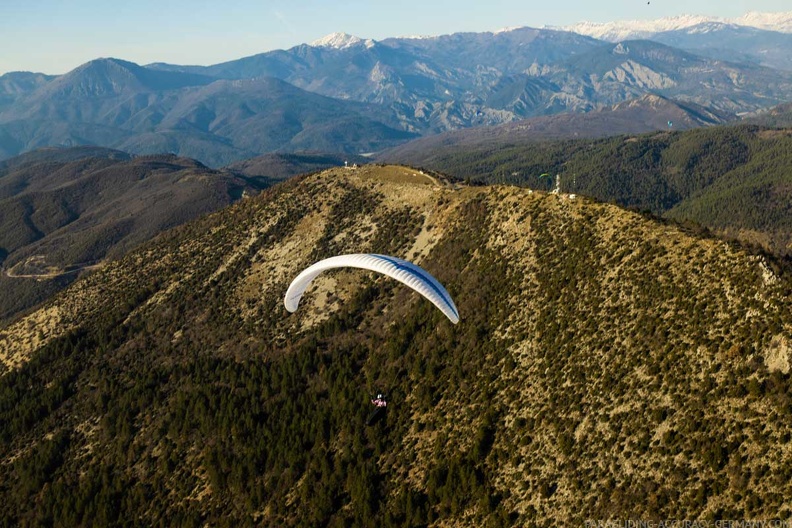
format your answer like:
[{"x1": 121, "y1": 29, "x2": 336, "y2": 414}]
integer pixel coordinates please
[
  {"x1": 650, "y1": 22, "x2": 792, "y2": 71},
  {"x1": 735, "y1": 11, "x2": 792, "y2": 33},
  {"x1": 558, "y1": 11, "x2": 792, "y2": 42},
  {"x1": 310, "y1": 32, "x2": 375, "y2": 49},
  {"x1": 558, "y1": 15, "x2": 712, "y2": 41}
]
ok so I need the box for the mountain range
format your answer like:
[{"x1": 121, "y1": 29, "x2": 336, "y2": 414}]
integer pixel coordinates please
[
  {"x1": 1, "y1": 12, "x2": 792, "y2": 165},
  {"x1": 560, "y1": 12, "x2": 792, "y2": 71},
  {"x1": 146, "y1": 27, "x2": 792, "y2": 120},
  {"x1": 560, "y1": 11, "x2": 792, "y2": 41},
  {"x1": 381, "y1": 94, "x2": 730, "y2": 164},
  {"x1": 1, "y1": 164, "x2": 790, "y2": 524},
  {"x1": 0, "y1": 147, "x2": 268, "y2": 322},
  {"x1": 0, "y1": 58, "x2": 413, "y2": 166}
]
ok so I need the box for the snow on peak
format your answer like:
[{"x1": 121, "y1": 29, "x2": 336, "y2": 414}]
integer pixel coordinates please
[
  {"x1": 493, "y1": 26, "x2": 523, "y2": 34},
  {"x1": 558, "y1": 11, "x2": 792, "y2": 42},
  {"x1": 734, "y1": 11, "x2": 792, "y2": 33},
  {"x1": 558, "y1": 14, "x2": 712, "y2": 41},
  {"x1": 683, "y1": 22, "x2": 737, "y2": 34},
  {"x1": 311, "y1": 32, "x2": 375, "y2": 49}
]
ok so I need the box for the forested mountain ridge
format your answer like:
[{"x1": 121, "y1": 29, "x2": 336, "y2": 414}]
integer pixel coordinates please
[
  {"x1": 745, "y1": 102, "x2": 792, "y2": 128},
  {"x1": 0, "y1": 149, "x2": 268, "y2": 323},
  {"x1": 0, "y1": 165, "x2": 791, "y2": 525},
  {"x1": 382, "y1": 124, "x2": 792, "y2": 256}
]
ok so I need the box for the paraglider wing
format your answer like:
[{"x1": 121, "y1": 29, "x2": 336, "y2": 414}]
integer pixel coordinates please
[{"x1": 284, "y1": 254, "x2": 460, "y2": 324}]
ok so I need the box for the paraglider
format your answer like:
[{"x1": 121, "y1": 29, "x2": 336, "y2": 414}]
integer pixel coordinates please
[
  {"x1": 668, "y1": 120, "x2": 673, "y2": 128},
  {"x1": 366, "y1": 393, "x2": 388, "y2": 425},
  {"x1": 284, "y1": 254, "x2": 460, "y2": 324}
]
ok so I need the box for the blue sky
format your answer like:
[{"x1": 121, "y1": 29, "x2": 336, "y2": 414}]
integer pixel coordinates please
[{"x1": 0, "y1": 0, "x2": 789, "y2": 75}]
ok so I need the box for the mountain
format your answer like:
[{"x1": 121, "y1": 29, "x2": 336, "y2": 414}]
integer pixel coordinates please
[
  {"x1": 1, "y1": 58, "x2": 215, "y2": 127},
  {"x1": 154, "y1": 28, "x2": 605, "y2": 112},
  {"x1": 311, "y1": 32, "x2": 376, "y2": 49},
  {"x1": 1, "y1": 165, "x2": 791, "y2": 525},
  {"x1": 550, "y1": 40, "x2": 792, "y2": 115},
  {"x1": 560, "y1": 11, "x2": 792, "y2": 41},
  {"x1": 381, "y1": 94, "x2": 729, "y2": 164},
  {"x1": 736, "y1": 11, "x2": 792, "y2": 32},
  {"x1": 744, "y1": 101, "x2": 792, "y2": 127},
  {"x1": 152, "y1": 39, "x2": 462, "y2": 113},
  {"x1": 0, "y1": 149, "x2": 267, "y2": 322},
  {"x1": 559, "y1": 12, "x2": 792, "y2": 71},
  {"x1": 648, "y1": 23, "x2": 792, "y2": 71},
  {"x1": 4, "y1": 23, "x2": 792, "y2": 163},
  {"x1": 379, "y1": 28, "x2": 602, "y2": 82},
  {"x1": 382, "y1": 123, "x2": 792, "y2": 257},
  {"x1": 0, "y1": 71, "x2": 55, "y2": 111},
  {"x1": 0, "y1": 145, "x2": 131, "y2": 172},
  {"x1": 0, "y1": 60, "x2": 414, "y2": 166},
  {"x1": 226, "y1": 151, "x2": 369, "y2": 182},
  {"x1": 150, "y1": 27, "x2": 792, "y2": 123},
  {"x1": 29, "y1": 57, "x2": 214, "y2": 99},
  {"x1": 111, "y1": 77, "x2": 415, "y2": 162}
]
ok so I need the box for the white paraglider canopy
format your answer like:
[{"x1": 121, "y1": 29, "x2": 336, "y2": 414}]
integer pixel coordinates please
[{"x1": 284, "y1": 254, "x2": 459, "y2": 324}]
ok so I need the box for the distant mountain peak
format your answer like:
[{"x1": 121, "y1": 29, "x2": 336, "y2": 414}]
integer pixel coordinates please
[
  {"x1": 493, "y1": 26, "x2": 522, "y2": 34},
  {"x1": 86, "y1": 57, "x2": 135, "y2": 66},
  {"x1": 736, "y1": 11, "x2": 792, "y2": 32},
  {"x1": 73, "y1": 57, "x2": 137, "y2": 75},
  {"x1": 559, "y1": 10, "x2": 792, "y2": 41},
  {"x1": 43, "y1": 58, "x2": 145, "y2": 97},
  {"x1": 681, "y1": 21, "x2": 739, "y2": 34},
  {"x1": 555, "y1": 15, "x2": 708, "y2": 41},
  {"x1": 311, "y1": 32, "x2": 375, "y2": 49}
]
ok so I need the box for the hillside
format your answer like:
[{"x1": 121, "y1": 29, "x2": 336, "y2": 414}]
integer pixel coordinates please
[
  {"x1": 745, "y1": 102, "x2": 792, "y2": 128},
  {"x1": 382, "y1": 124, "x2": 792, "y2": 257},
  {"x1": 0, "y1": 145, "x2": 132, "y2": 173},
  {"x1": 0, "y1": 150, "x2": 267, "y2": 322},
  {"x1": 554, "y1": 40, "x2": 792, "y2": 116},
  {"x1": 1, "y1": 165, "x2": 791, "y2": 525}
]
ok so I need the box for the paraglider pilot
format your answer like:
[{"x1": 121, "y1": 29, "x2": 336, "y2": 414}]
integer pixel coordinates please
[
  {"x1": 371, "y1": 394, "x2": 387, "y2": 407},
  {"x1": 367, "y1": 393, "x2": 388, "y2": 425}
]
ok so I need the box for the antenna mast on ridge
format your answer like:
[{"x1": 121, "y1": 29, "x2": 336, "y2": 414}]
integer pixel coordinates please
[{"x1": 552, "y1": 174, "x2": 561, "y2": 194}]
